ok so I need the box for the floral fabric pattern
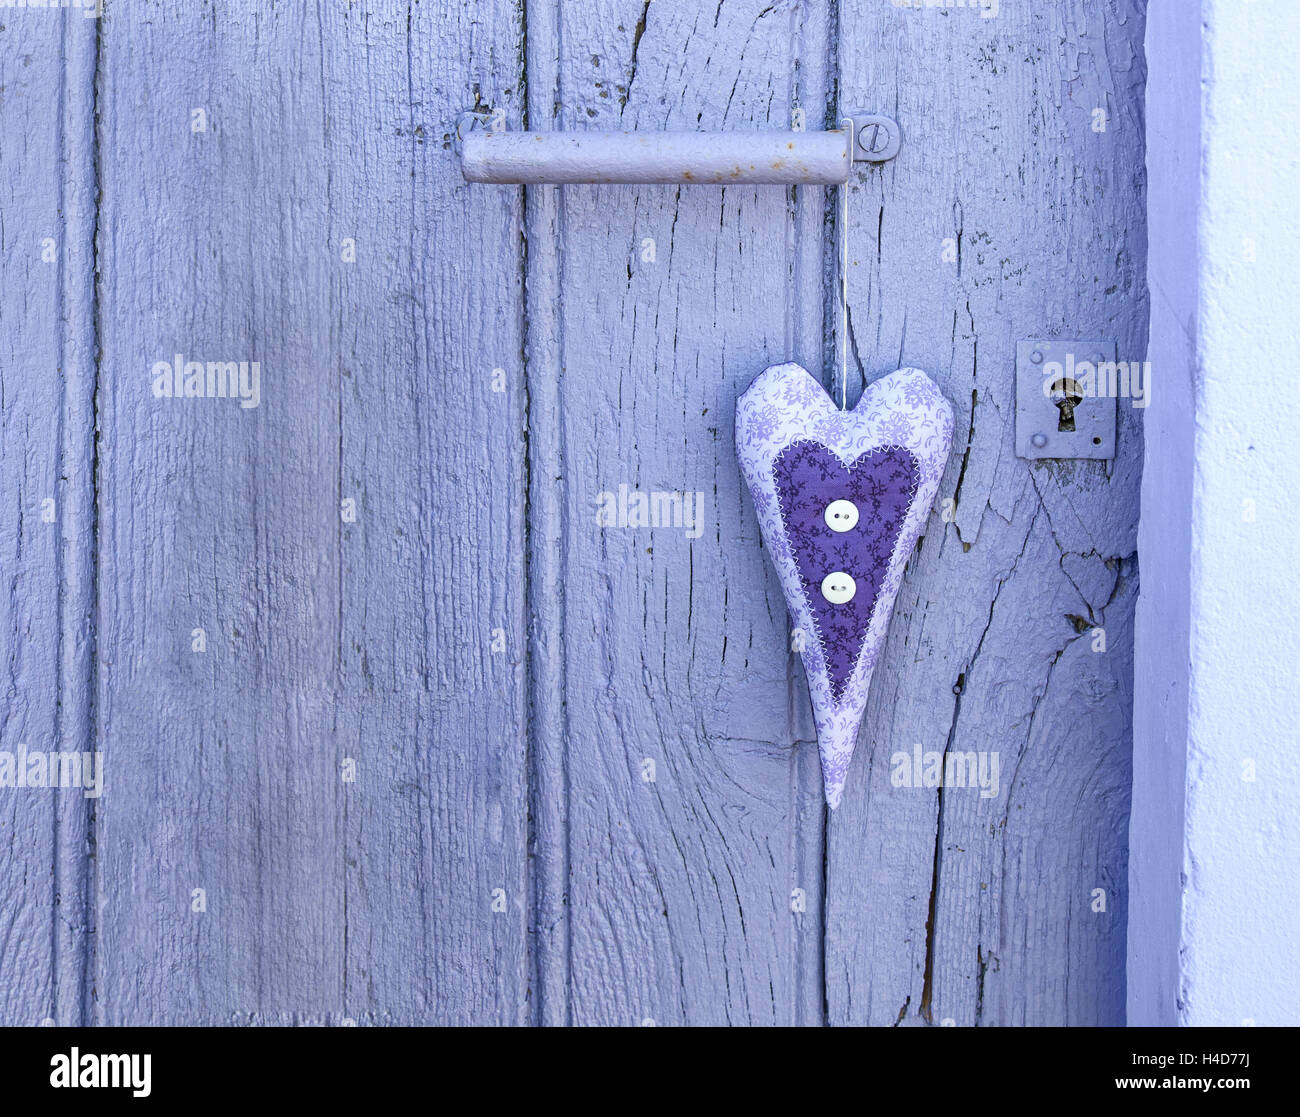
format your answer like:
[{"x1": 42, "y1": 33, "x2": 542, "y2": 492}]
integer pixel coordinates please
[
  {"x1": 735, "y1": 363, "x2": 953, "y2": 809},
  {"x1": 772, "y1": 442, "x2": 919, "y2": 701}
]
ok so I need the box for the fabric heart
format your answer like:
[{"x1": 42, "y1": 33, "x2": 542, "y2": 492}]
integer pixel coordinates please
[{"x1": 735, "y1": 363, "x2": 953, "y2": 808}]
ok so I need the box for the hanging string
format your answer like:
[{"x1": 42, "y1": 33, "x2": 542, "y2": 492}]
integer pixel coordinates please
[{"x1": 838, "y1": 116, "x2": 852, "y2": 411}]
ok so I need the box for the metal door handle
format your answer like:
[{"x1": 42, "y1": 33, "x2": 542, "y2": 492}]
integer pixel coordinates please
[{"x1": 457, "y1": 112, "x2": 901, "y2": 185}]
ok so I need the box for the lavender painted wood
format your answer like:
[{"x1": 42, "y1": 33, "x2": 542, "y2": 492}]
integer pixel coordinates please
[
  {"x1": 528, "y1": 0, "x2": 829, "y2": 1025},
  {"x1": 328, "y1": 0, "x2": 530, "y2": 1025},
  {"x1": 93, "y1": 2, "x2": 342, "y2": 1024},
  {"x1": 331, "y1": 0, "x2": 530, "y2": 1028},
  {"x1": 1, "y1": 0, "x2": 1144, "y2": 1027},
  {"x1": 90, "y1": 1, "x2": 528, "y2": 1023},
  {"x1": 0, "y1": 11, "x2": 96, "y2": 1026},
  {"x1": 826, "y1": 0, "x2": 1145, "y2": 1026}
]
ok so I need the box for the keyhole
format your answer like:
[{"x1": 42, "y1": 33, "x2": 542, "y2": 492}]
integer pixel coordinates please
[{"x1": 1049, "y1": 378, "x2": 1084, "y2": 432}]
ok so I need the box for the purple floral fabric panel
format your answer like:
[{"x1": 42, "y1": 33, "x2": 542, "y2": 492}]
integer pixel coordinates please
[{"x1": 772, "y1": 442, "x2": 919, "y2": 700}]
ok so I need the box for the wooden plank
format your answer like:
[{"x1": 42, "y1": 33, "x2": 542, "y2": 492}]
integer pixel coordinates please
[
  {"x1": 533, "y1": 0, "x2": 828, "y2": 1026},
  {"x1": 92, "y1": 0, "x2": 342, "y2": 1023},
  {"x1": 91, "y1": 1, "x2": 528, "y2": 1023},
  {"x1": 0, "y1": 10, "x2": 97, "y2": 1027},
  {"x1": 826, "y1": 0, "x2": 1145, "y2": 1025},
  {"x1": 329, "y1": 1, "x2": 530, "y2": 1024}
]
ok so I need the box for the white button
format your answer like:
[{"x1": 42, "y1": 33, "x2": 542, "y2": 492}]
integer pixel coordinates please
[
  {"x1": 824, "y1": 499, "x2": 860, "y2": 533},
  {"x1": 820, "y1": 572, "x2": 857, "y2": 605}
]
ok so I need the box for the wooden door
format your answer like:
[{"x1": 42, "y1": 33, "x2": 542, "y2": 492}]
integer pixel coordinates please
[{"x1": 0, "y1": 0, "x2": 1144, "y2": 1025}]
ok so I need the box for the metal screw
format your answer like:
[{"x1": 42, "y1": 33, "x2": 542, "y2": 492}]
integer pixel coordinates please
[
  {"x1": 1031, "y1": 350, "x2": 1044, "y2": 364},
  {"x1": 849, "y1": 113, "x2": 902, "y2": 163},
  {"x1": 859, "y1": 122, "x2": 886, "y2": 154},
  {"x1": 1032, "y1": 432, "x2": 1048, "y2": 448}
]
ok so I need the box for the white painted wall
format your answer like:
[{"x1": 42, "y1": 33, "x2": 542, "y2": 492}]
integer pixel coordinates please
[{"x1": 1134, "y1": 0, "x2": 1300, "y2": 1027}]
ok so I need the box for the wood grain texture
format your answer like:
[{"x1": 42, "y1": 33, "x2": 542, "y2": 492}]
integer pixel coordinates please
[
  {"x1": 529, "y1": 0, "x2": 829, "y2": 1026},
  {"x1": 90, "y1": 0, "x2": 528, "y2": 1023},
  {"x1": 0, "y1": 0, "x2": 1146, "y2": 1026},
  {"x1": 329, "y1": 0, "x2": 530, "y2": 1028},
  {"x1": 0, "y1": 10, "x2": 97, "y2": 1026},
  {"x1": 826, "y1": 0, "x2": 1145, "y2": 1026}
]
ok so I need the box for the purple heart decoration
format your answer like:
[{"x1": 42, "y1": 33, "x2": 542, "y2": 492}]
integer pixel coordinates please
[{"x1": 736, "y1": 364, "x2": 953, "y2": 808}]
